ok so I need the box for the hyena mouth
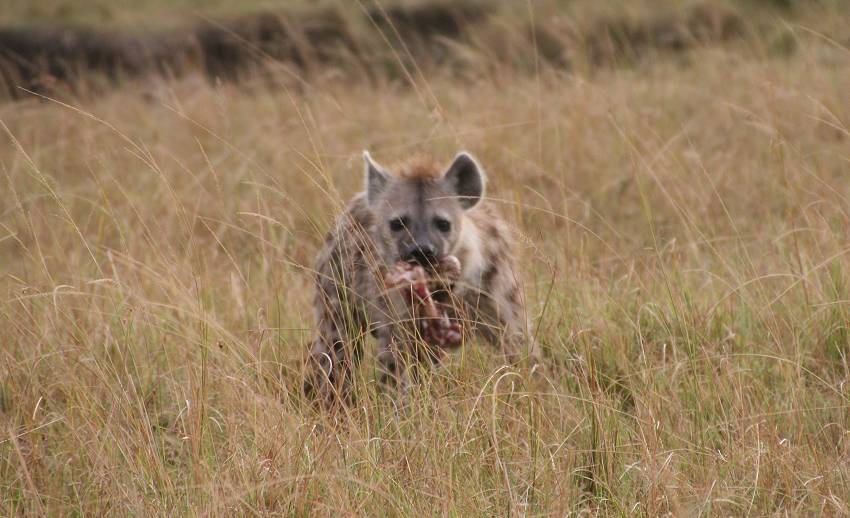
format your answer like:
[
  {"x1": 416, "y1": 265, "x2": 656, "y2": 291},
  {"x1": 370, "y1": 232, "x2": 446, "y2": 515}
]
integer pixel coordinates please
[
  {"x1": 403, "y1": 250, "x2": 439, "y2": 271},
  {"x1": 407, "y1": 257, "x2": 439, "y2": 272}
]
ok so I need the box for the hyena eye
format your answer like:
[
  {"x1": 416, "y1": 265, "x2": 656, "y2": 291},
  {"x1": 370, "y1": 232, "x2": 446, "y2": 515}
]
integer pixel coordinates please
[
  {"x1": 389, "y1": 217, "x2": 408, "y2": 232},
  {"x1": 434, "y1": 217, "x2": 451, "y2": 233}
]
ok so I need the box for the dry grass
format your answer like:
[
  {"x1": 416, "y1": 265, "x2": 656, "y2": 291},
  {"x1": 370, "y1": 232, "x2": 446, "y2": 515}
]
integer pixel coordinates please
[{"x1": 2, "y1": 2, "x2": 850, "y2": 515}]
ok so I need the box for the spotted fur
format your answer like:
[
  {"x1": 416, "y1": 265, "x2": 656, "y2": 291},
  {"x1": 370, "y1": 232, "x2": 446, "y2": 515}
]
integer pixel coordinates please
[{"x1": 304, "y1": 151, "x2": 539, "y2": 405}]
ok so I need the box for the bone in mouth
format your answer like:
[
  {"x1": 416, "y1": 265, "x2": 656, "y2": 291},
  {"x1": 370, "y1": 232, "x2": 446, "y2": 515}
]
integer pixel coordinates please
[{"x1": 384, "y1": 255, "x2": 463, "y2": 349}]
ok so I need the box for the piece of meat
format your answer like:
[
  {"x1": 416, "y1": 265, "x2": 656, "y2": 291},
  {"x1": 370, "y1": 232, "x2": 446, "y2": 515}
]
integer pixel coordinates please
[{"x1": 384, "y1": 255, "x2": 463, "y2": 350}]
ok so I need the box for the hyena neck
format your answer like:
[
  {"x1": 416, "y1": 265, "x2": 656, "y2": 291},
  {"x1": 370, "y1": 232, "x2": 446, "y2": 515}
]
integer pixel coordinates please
[{"x1": 453, "y1": 214, "x2": 486, "y2": 290}]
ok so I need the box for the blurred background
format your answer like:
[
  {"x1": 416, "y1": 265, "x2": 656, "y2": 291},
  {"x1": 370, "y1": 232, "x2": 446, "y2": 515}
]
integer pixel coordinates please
[{"x1": 1, "y1": 0, "x2": 845, "y2": 101}]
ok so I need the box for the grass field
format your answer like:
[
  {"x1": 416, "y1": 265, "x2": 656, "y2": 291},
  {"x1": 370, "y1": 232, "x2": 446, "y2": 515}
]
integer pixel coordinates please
[{"x1": 2, "y1": 1, "x2": 850, "y2": 515}]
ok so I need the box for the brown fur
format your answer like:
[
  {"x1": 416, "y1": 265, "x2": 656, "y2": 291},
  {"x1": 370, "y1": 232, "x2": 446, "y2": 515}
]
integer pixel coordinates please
[
  {"x1": 397, "y1": 155, "x2": 442, "y2": 179},
  {"x1": 304, "y1": 152, "x2": 539, "y2": 405}
]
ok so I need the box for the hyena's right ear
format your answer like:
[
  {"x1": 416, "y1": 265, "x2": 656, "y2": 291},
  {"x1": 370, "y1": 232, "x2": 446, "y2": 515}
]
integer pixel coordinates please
[{"x1": 364, "y1": 151, "x2": 389, "y2": 206}]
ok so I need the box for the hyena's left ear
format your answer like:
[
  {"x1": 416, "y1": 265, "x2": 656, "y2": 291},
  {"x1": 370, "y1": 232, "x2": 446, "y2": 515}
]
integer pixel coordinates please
[
  {"x1": 363, "y1": 150, "x2": 389, "y2": 206},
  {"x1": 444, "y1": 151, "x2": 486, "y2": 209}
]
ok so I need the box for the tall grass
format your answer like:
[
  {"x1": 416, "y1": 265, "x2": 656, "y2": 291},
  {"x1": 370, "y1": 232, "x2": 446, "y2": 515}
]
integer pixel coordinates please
[{"x1": 2, "y1": 2, "x2": 850, "y2": 515}]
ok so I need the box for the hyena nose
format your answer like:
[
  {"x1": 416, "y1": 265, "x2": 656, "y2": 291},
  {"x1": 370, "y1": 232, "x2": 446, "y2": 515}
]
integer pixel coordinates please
[{"x1": 405, "y1": 244, "x2": 437, "y2": 266}]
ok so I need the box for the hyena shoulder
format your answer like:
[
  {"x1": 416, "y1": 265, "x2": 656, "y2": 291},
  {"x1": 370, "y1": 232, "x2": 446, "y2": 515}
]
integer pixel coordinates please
[
  {"x1": 313, "y1": 193, "x2": 380, "y2": 319},
  {"x1": 316, "y1": 194, "x2": 372, "y2": 268}
]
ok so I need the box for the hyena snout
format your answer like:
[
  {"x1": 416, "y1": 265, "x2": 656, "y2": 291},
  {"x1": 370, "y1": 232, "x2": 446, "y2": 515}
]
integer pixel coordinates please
[{"x1": 403, "y1": 242, "x2": 438, "y2": 266}]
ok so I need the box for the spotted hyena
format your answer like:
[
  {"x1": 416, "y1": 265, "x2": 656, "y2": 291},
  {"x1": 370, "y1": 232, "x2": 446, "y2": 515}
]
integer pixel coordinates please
[{"x1": 304, "y1": 151, "x2": 539, "y2": 404}]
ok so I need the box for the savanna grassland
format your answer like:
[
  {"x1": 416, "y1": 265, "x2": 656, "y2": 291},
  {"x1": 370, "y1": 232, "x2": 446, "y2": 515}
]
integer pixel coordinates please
[{"x1": 2, "y1": 0, "x2": 850, "y2": 515}]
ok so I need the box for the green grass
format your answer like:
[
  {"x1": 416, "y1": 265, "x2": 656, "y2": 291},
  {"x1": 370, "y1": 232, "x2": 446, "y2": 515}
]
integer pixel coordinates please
[{"x1": 2, "y1": 1, "x2": 850, "y2": 515}]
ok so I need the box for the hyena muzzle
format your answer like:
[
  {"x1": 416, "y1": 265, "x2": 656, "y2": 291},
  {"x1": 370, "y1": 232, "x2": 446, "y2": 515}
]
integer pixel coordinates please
[{"x1": 304, "y1": 151, "x2": 540, "y2": 404}]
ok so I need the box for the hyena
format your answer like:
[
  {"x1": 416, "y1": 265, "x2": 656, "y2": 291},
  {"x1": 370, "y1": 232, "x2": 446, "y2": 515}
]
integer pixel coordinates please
[{"x1": 304, "y1": 151, "x2": 539, "y2": 404}]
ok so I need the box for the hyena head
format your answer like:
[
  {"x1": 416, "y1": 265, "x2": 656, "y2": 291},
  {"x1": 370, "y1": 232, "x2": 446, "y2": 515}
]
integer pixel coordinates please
[{"x1": 363, "y1": 151, "x2": 486, "y2": 268}]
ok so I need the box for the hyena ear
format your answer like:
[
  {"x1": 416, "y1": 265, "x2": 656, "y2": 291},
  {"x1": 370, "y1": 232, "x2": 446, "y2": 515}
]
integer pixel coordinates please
[
  {"x1": 363, "y1": 150, "x2": 389, "y2": 206},
  {"x1": 443, "y1": 151, "x2": 486, "y2": 209}
]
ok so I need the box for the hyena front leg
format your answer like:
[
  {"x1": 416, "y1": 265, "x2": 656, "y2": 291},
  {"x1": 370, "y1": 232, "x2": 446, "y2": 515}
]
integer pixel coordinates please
[
  {"x1": 376, "y1": 328, "x2": 410, "y2": 396},
  {"x1": 378, "y1": 325, "x2": 434, "y2": 405},
  {"x1": 303, "y1": 312, "x2": 365, "y2": 406},
  {"x1": 373, "y1": 291, "x2": 434, "y2": 402},
  {"x1": 304, "y1": 254, "x2": 372, "y2": 406},
  {"x1": 376, "y1": 324, "x2": 439, "y2": 403}
]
